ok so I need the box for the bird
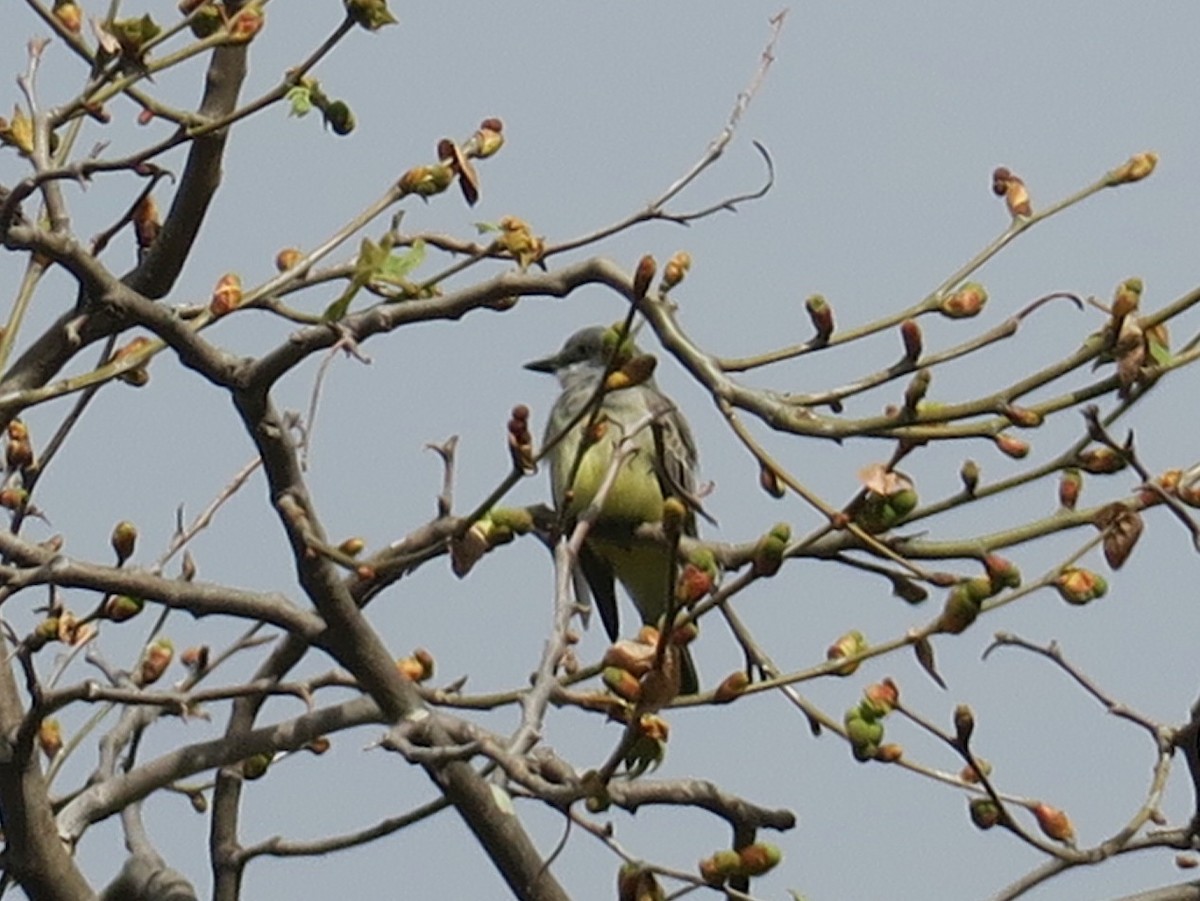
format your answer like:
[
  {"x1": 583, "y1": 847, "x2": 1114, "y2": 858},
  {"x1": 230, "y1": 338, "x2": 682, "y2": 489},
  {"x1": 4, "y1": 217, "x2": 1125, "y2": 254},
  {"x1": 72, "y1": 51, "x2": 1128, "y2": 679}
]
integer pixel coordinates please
[{"x1": 526, "y1": 324, "x2": 701, "y2": 694}]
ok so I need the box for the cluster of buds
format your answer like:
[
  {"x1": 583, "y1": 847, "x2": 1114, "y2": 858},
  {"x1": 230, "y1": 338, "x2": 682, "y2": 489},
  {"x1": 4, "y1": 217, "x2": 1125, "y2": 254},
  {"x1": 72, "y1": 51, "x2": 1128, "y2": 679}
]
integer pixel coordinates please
[
  {"x1": 138, "y1": 638, "x2": 174, "y2": 685},
  {"x1": 396, "y1": 647, "x2": 435, "y2": 682},
  {"x1": 939, "y1": 282, "x2": 988, "y2": 319},
  {"x1": 852, "y1": 467, "x2": 918, "y2": 534},
  {"x1": 102, "y1": 14, "x2": 162, "y2": 65},
  {"x1": 675, "y1": 548, "x2": 718, "y2": 607},
  {"x1": 109, "y1": 336, "x2": 153, "y2": 386},
  {"x1": 698, "y1": 843, "x2": 782, "y2": 886},
  {"x1": 1105, "y1": 151, "x2": 1158, "y2": 187},
  {"x1": 1055, "y1": 567, "x2": 1107, "y2": 606},
  {"x1": 602, "y1": 624, "x2": 693, "y2": 707},
  {"x1": 992, "y1": 166, "x2": 1032, "y2": 217},
  {"x1": 285, "y1": 77, "x2": 354, "y2": 135},
  {"x1": 6, "y1": 420, "x2": 34, "y2": 477},
  {"x1": 182, "y1": 2, "x2": 264, "y2": 42},
  {"x1": 209, "y1": 273, "x2": 244, "y2": 317},
  {"x1": 449, "y1": 506, "x2": 533, "y2": 577},
  {"x1": 659, "y1": 251, "x2": 691, "y2": 293},
  {"x1": 29, "y1": 610, "x2": 91, "y2": 651},
  {"x1": 492, "y1": 215, "x2": 544, "y2": 270},
  {"x1": 344, "y1": 0, "x2": 398, "y2": 31},
  {"x1": 826, "y1": 629, "x2": 868, "y2": 676},
  {"x1": 843, "y1": 679, "x2": 899, "y2": 761},
  {"x1": 506, "y1": 404, "x2": 535, "y2": 475}
]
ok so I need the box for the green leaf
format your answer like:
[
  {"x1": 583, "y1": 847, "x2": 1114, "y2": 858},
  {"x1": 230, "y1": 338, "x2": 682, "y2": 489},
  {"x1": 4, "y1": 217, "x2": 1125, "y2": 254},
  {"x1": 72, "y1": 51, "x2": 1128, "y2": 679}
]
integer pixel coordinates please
[
  {"x1": 286, "y1": 85, "x2": 313, "y2": 118},
  {"x1": 1147, "y1": 333, "x2": 1173, "y2": 367},
  {"x1": 321, "y1": 235, "x2": 405, "y2": 321},
  {"x1": 375, "y1": 239, "x2": 426, "y2": 285}
]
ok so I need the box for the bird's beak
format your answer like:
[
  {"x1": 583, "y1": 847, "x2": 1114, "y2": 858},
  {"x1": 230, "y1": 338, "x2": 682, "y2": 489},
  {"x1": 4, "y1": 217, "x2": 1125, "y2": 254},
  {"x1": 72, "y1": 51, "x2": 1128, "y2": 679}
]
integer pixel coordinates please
[{"x1": 523, "y1": 353, "x2": 559, "y2": 374}]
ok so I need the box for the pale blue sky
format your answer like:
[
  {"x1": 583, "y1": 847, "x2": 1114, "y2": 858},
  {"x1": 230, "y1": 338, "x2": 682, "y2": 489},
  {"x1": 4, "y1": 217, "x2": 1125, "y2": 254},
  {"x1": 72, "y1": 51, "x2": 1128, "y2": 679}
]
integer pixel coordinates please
[{"x1": 4, "y1": 3, "x2": 1200, "y2": 899}]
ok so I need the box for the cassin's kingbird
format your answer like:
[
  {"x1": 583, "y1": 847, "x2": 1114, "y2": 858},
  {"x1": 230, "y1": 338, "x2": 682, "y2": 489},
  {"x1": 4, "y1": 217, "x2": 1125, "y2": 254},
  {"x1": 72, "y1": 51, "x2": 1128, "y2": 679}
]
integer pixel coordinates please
[{"x1": 526, "y1": 325, "x2": 700, "y2": 694}]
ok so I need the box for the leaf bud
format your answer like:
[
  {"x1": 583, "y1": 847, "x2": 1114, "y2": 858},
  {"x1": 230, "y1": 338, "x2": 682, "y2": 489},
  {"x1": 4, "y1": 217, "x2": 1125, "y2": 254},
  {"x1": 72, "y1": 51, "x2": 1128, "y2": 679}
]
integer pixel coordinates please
[
  {"x1": 994, "y1": 434, "x2": 1029, "y2": 459},
  {"x1": 1032, "y1": 802, "x2": 1075, "y2": 843},
  {"x1": 209, "y1": 273, "x2": 243, "y2": 317},
  {"x1": 104, "y1": 594, "x2": 144, "y2": 622},
  {"x1": 633, "y1": 255, "x2": 656, "y2": 302},
  {"x1": 1076, "y1": 447, "x2": 1125, "y2": 474},
  {"x1": 940, "y1": 282, "x2": 988, "y2": 319},
  {"x1": 111, "y1": 520, "x2": 138, "y2": 565},
  {"x1": 969, "y1": 798, "x2": 1002, "y2": 830},
  {"x1": 1055, "y1": 568, "x2": 1107, "y2": 605},
  {"x1": 241, "y1": 752, "x2": 273, "y2": 781},
  {"x1": 1106, "y1": 151, "x2": 1158, "y2": 186},
  {"x1": 659, "y1": 251, "x2": 691, "y2": 292},
  {"x1": 806, "y1": 294, "x2": 834, "y2": 342},
  {"x1": 713, "y1": 671, "x2": 750, "y2": 703},
  {"x1": 826, "y1": 629, "x2": 868, "y2": 676},
  {"x1": 900, "y1": 318, "x2": 922, "y2": 362},
  {"x1": 960, "y1": 459, "x2": 980, "y2": 495},
  {"x1": 139, "y1": 638, "x2": 174, "y2": 685}
]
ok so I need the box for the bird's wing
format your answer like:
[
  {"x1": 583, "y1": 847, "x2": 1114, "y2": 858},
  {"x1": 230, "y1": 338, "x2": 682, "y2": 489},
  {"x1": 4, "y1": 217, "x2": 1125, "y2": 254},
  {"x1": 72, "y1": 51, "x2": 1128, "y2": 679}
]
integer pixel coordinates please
[{"x1": 645, "y1": 390, "x2": 711, "y2": 533}]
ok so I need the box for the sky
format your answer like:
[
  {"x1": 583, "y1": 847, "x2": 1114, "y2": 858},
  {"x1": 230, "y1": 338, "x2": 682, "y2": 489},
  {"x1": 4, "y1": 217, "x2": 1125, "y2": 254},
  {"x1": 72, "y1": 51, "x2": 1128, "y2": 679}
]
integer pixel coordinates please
[{"x1": 4, "y1": 3, "x2": 1200, "y2": 900}]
